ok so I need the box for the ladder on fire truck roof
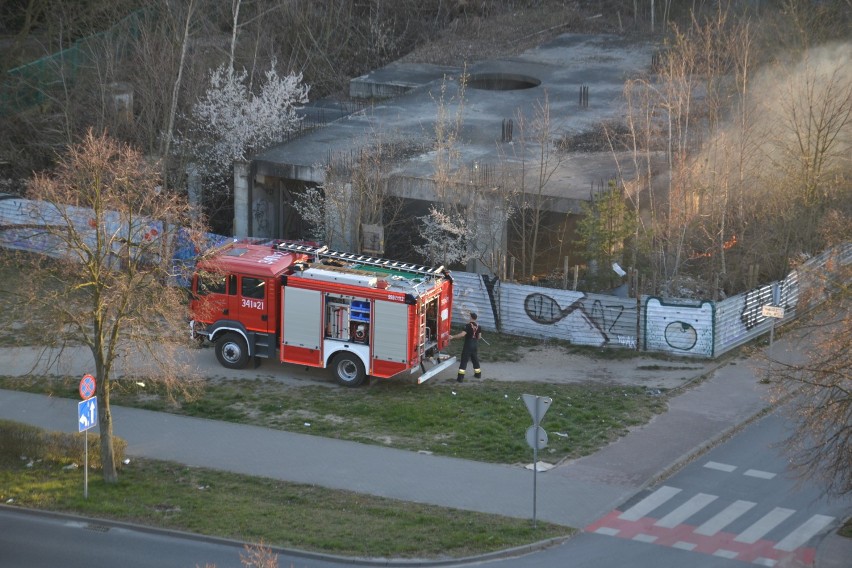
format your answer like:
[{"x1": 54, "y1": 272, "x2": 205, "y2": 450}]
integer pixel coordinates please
[{"x1": 274, "y1": 242, "x2": 446, "y2": 278}]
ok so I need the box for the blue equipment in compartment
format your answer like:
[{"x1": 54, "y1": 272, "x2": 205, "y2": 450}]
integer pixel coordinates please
[{"x1": 351, "y1": 300, "x2": 370, "y2": 322}]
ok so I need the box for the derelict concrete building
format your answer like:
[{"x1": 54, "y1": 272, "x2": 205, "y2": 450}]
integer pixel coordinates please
[{"x1": 235, "y1": 34, "x2": 656, "y2": 274}]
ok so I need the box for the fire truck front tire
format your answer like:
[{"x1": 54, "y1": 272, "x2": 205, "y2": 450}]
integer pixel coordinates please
[
  {"x1": 215, "y1": 333, "x2": 249, "y2": 369},
  {"x1": 332, "y1": 353, "x2": 366, "y2": 387}
]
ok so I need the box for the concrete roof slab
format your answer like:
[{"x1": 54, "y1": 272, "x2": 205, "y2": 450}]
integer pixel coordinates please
[{"x1": 254, "y1": 33, "x2": 658, "y2": 205}]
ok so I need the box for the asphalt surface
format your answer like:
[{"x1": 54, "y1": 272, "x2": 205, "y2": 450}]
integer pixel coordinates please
[{"x1": 0, "y1": 330, "x2": 849, "y2": 567}]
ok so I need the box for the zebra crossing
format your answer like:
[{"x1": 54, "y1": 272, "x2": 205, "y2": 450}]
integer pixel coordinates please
[{"x1": 585, "y1": 462, "x2": 837, "y2": 567}]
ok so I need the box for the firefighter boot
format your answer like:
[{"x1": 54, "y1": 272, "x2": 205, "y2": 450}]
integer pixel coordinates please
[
  {"x1": 456, "y1": 369, "x2": 465, "y2": 383},
  {"x1": 474, "y1": 368, "x2": 482, "y2": 379}
]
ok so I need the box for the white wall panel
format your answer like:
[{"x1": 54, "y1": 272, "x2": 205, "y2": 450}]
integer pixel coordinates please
[
  {"x1": 499, "y1": 282, "x2": 639, "y2": 349},
  {"x1": 450, "y1": 271, "x2": 497, "y2": 331},
  {"x1": 643, "y1": 297, "x2": 715, "y2": 358}
]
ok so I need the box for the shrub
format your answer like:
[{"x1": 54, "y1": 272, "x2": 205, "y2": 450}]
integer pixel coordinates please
[{"x1": 0, "y1": 419, "x2": 126, "y2": 469}]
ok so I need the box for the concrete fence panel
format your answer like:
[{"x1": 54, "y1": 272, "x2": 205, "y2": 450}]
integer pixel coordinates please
[
  {"x1": 498, "y1": 282, "x2": 639, "y2": 349},
  {"x1": 643, "y1": 296, "x2": 715, "y2": 358}
]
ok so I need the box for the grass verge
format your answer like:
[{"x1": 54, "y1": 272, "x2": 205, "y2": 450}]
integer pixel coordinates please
[
  {"x1": 0, "y1": 453, "x2": 571, "y2": 558},
  {"x1": 1, "y1": 376, "x2": 669, "y2": 465},
  {"x1": 840, "y1": 517, "x2": 852, "y2": 539}
]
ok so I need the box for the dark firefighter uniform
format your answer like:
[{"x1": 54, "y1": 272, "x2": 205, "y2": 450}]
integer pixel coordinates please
[{"x1": 455, "y1": 313, "x2": 482, "y2": 382}]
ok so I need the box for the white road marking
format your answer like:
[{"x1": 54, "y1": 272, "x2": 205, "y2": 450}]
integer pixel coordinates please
[
  {"x1": 618, "y1": 486, "x2": 682, "y2": 521},
  {"x1": 654, "y1": 493, "x2": 718, "y2": 528},
  {"x1": 713, "y1": 549, "x2": 739, "y2": 559},
  {"x1": 673, "y1": 541, "x2": 697, "y2": 551},
  {"x1": 774, "y1": 514, "x2": 835, "y2": 552},
  {"x1": 744, "y1": 469, "x2": 776, "y2": 479},
  {"x1": 694, "y1": 500, "x2": 757, "y2": 536},
  {"x1": 734, "y1": 507, "x2": 796, "y2": 544},
  {"x1": 633, "y1": 533, "x2": 658, "y2": 543},
  {"x1": 704, "y1": 461, "x2": 737, "y2": 472},
  {"x1": 754, "y1": 558, "x2": 776, "y2": 567},
  {"x1": 594, "y1": 527, "x2": 620, "y2": 536}
]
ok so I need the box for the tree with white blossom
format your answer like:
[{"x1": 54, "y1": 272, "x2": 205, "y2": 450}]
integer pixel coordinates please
[
  {"x1": 292, "y1": 181, "x2": 352, "y2": 248},
  {"x1": 181, "y1": 61, "x2": 310, "y2": 186},
  {"x1": 416, "y1": 205, "x2": 475, "y2": 267}
]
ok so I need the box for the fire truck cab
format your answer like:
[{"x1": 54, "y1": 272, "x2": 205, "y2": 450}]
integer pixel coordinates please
[{"x1": 189, "y1": 241, "x2": 456, "y2": 387}]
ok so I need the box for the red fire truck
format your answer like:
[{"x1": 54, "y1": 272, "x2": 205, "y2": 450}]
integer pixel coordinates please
[{"x1": 189, "y1": 241, "x2": 457, "y2": 386}]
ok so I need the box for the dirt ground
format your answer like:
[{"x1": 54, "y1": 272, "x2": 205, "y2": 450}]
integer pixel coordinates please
[
  {"x1": 481, "y1": 344, "x2": 720, "y2": 390},
  {"x1": 3, "y1": 341, "x2": 723, "y2": 391}
]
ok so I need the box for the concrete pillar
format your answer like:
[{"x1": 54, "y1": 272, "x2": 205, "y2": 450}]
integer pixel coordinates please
[
  {"x1": 233, "y1": 160, "x2": 250, "y2": 237},
  {"x1": 107, "y1": 82, "x2": 133, "y2": 123},
  {"x1": 186, "y1": 164, "x2": 201, "y2": 222},
  {"x1": 251, "y1": 181, "x2": 275, "y2": 239}
]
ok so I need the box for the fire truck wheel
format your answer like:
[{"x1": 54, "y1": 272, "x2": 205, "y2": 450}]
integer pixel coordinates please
[
  {"x1": 215, "y1": 333, "x2": 249, "y2": 369},
  {"x1": 332, "y1": 353, "x2": 366, "y2": 387}
]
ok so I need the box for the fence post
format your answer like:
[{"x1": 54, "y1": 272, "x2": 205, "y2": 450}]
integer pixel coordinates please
[
  {"x1": 572, "y1": 265, "x2": 579, "y2": 290},
  {"x1": 562, "y1": 256, "x2": 570, "y2": 289}
]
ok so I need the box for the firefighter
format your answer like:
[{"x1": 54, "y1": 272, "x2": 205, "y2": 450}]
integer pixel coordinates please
[{"x1": 451, "y1": 311, "x2": 482, "y2": 382}]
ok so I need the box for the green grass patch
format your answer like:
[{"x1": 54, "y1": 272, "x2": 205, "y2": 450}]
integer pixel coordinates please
[
  {"x1": 0, "y1": 375, "x2": 668, "y2": 465},
  {"x1": 839, "y1": 517, "x2": 852, "y2": 539},
  {"x1": 0, "y1": 453, "x2": 571, "y2": 558}
]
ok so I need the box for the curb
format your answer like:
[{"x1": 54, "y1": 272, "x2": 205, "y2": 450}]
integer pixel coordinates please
[
  {"x1": 0, "y1": 504, "x2": 575, "y2": 566},
  {"x1": 813, "y1": 516, "x2": 852, "y2": 568}
]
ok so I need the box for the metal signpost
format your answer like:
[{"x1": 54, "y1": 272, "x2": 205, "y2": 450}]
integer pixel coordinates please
[
  {"x1": 78, "y1": 374, "x2": 97, "y2": 499},
  {"x1": 522, "y1": 394, "x2": 552, "y2": 528},
  {"x1": 761, "y1": 304, "x2": 785, "y2": 381}
]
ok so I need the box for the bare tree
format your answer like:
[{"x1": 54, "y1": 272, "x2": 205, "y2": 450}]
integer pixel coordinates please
[
  {"x1": 769, "y1": 263, "x2": 851, "y2": 497},
  {"x1": 417, "y1": 74, "x2": 480, "y2": 267},
  {"x1": 292, "y1": 179, "x2": 352, "y2": 248},
  {"x1": 7, "y1": 130, "x2": 204, "y2": 482},
  {"x1": 290, "y1": 130, "x2": 411, "y2": 253},
  {"x1": 509, "y1": 91, "x2": 568, "y2": 278}
]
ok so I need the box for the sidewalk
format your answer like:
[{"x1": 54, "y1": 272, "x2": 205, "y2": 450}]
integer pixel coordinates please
[{"x1": 0, "y1": 333, "x2": 848, "y2": 566}]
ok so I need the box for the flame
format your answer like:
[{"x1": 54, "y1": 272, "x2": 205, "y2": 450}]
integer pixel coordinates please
[{"x1": 690, "y1": 234, "x2": 738, "y2": 260}]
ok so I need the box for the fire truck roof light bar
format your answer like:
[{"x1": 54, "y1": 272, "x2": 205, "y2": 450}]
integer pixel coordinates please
[{"x1": 274, "y1": 242, "x2": 446, "y2": 277}]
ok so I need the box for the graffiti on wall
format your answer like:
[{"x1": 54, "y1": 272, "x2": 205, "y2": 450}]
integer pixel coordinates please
[
  {"x1": 498, "y1": 286, "x2": 637, "y2": 349},
  {"x1": 644, "y1": 297, "x2": 714, "y2": 357},
  {"x1": 449, "y1": 272, "x2": 496, "y2": 332},
  {"x1": 740, "y1": 272, "x2": 798, "y2": 330}
]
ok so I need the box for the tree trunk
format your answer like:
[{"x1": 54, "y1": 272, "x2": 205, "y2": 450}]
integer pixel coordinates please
[{"x1": 97, "y1": 377, "x2": 118, "y2": 483}]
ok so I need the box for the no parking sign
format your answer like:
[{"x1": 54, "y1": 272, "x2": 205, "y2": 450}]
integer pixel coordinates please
[{"x1": 79, "y1": 374, "x2": 96, "y2": 400}]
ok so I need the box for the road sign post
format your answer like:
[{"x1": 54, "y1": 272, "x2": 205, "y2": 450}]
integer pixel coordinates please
[
  {"x1": 761, "y1": 305, "x2": 786, "y2": 382},
  {"x1": 522, "y1": 394, "x2": 552, "y2": 528},
  {"x1": 78, "y1": 396, "x2": 98, "y2": 499}
]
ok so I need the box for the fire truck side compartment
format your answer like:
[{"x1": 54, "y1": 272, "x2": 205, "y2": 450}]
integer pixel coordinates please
[
  {"x1": 281, "y1": 286, "x2": 323, "y2": 366},
  {"x1": 372, "y1": 300, "x2": 409, "y2": 365}
]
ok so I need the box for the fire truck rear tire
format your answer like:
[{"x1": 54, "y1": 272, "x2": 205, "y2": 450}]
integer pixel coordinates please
[
  {"x1": 215, "y1": 333, "x2": 249, "y2": 369},
  {"x1": 332, "y1": 353, "x2": 366, "y2": 387}
]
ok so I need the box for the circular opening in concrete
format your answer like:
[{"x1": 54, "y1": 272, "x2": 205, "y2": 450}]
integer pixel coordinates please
[{"x1": 467, "y1": 73, "x2": 541, "y2": 91}]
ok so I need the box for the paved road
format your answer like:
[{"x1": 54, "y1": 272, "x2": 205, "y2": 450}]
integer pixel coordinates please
[{"x1": 585, "y1": 411, "x2": 851, "y2": 567}]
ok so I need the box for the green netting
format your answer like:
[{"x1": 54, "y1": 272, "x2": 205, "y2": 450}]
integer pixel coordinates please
[{"x1": 1, "y1": 9, "x2": 145, "y2": 115}]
